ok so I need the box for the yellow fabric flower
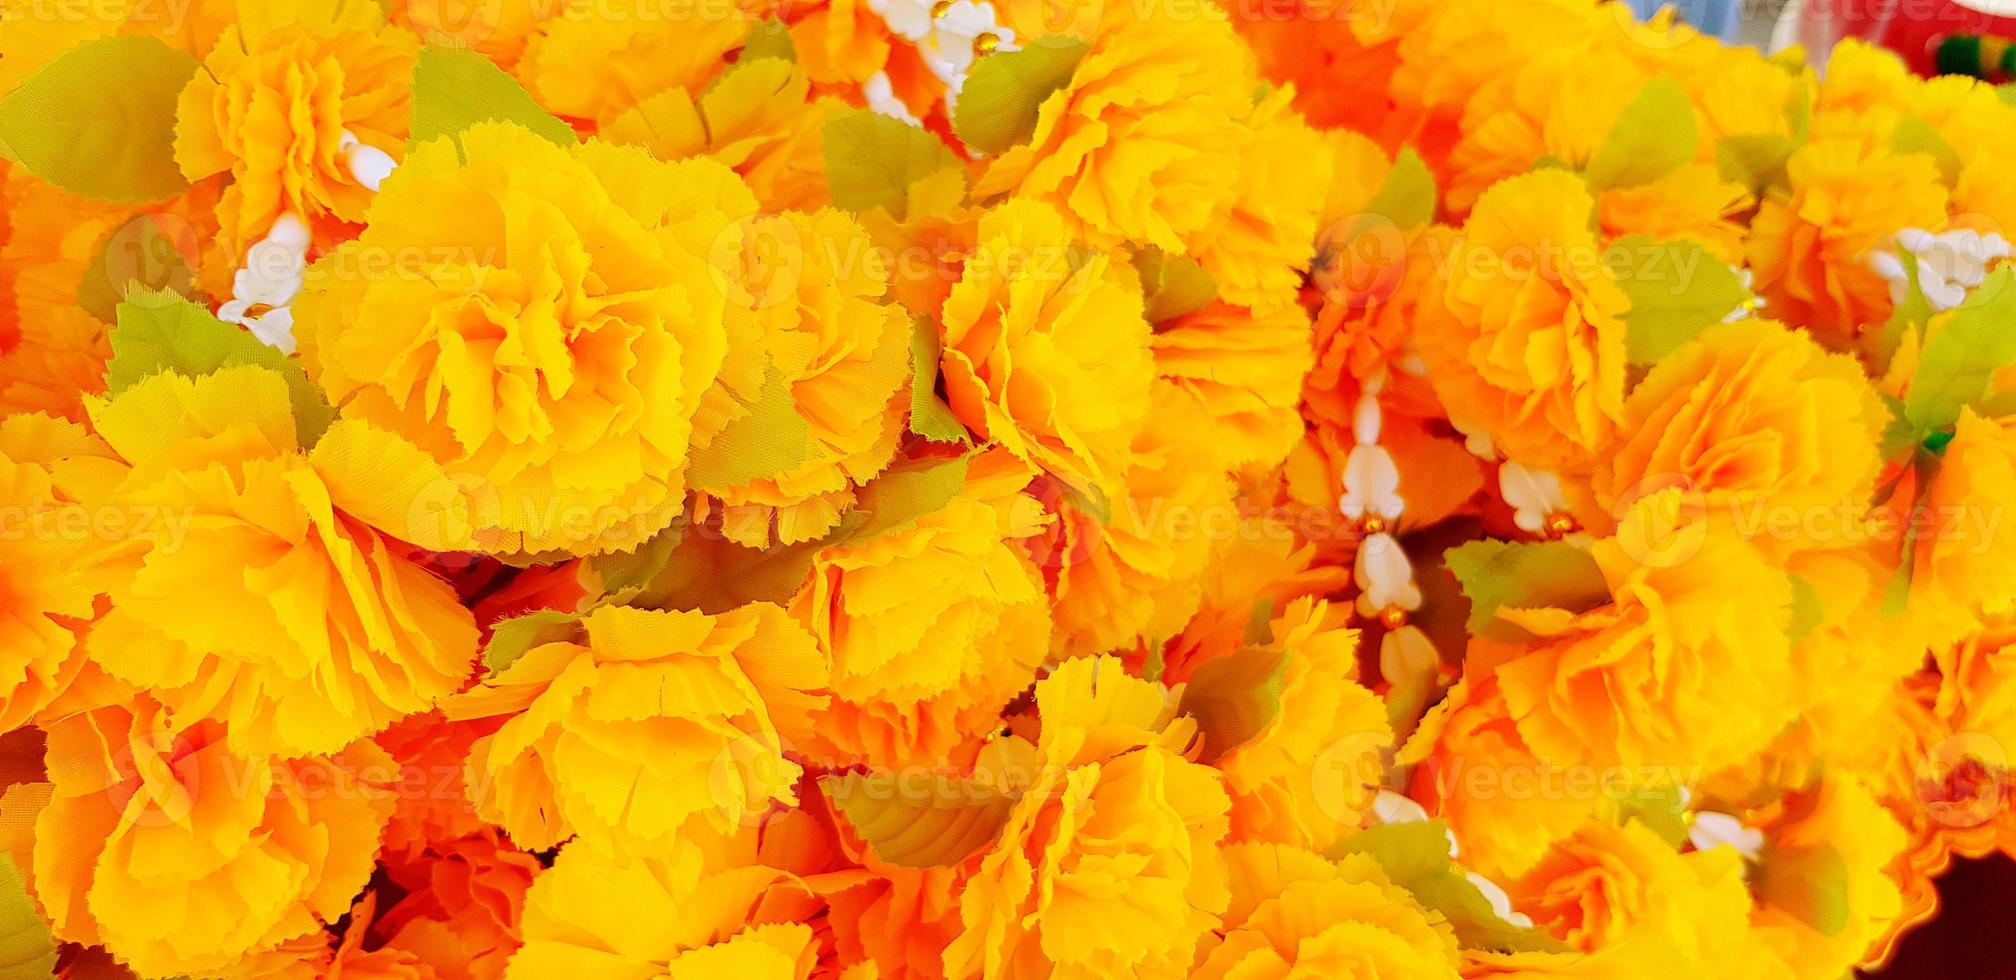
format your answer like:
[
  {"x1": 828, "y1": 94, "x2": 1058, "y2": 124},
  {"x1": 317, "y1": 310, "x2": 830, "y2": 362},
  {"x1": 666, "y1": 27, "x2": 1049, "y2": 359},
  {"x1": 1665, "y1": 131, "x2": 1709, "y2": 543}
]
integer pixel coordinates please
[
  {"x1": 34, "y1": 702, "x2": 395, "y2": 977},
  {"x1": 1210, "y1": 598, "x2": 1390, "y2": 851},
  {"x1": 1489, "y1": 492, "x2": 1795, "y2": 778},
  {"x1": 972, "y1": 9, "x2": 1252, "y2": 253},
  {"x1": 1400, "y1": 674, "x2": 1605, "y2": 883},
  {"x1": 174, "y1": 0, "x2": 418, "y2": 257},
  {"x1": 1185, "y1": 86, "x2": 1334, "y2": 313},
  {"x1": 0, "y1": 413, "x2": 116, "y2": 731},
  {"x1": 1042, "y1": 381, "x2": 1236, "y2": 656},
  {"x1": 1151, "y1": 299, "x2": 1316, "y2": 470},
  {"x1": 939, "y1": 199, "x2": 1153, "y2": 499},
  {"x1": 699, "y1": 208, "x2": 913, "y2": 548},
  {"x1": 794, "y1": 450, "x2": 1051, "y2": 769},
  {"x1": 509, "y1": 830, "x2": 819, "y2": 979},
  {"x1": 1745, "y1": 777, "x2": 1908, "y2": 979},
  {"x1": 76, "y1": 365, "x2": 479, "y2": 758},
  {"x1": 1418, "y1": 169, "x2": 1629, "y2": 471},
  {"x1": 1444, "y1": 48, "x2": 1652, "y2": 213},
  {"x1": 602, "y1": 57, "x2": 842, "y2": 212},
  {"x1": 1596, "y1": 165, "x2": 1751, "y2": 265},
  {"x1": 944, "y1": 656, "x2": 1229, "y2": 980},
  {"x1": 295, "y1": 124, "x2": 756, "y2": 555},
  {"x1": 1903, "y1": 407, "x2": 2016, "y2": 644},
  {"x1": 1503, "y1": 820, "x2": 1762, "y2": 976},
  {"x1": 1745, "y1": 137, "x2": 1947, "y2": 343},
  {"x1": 1198, "y1": 844, "x2": 1462, "y2": 980},
  {"x1": 446, "y1": 602, "x2": 828, "y2": 853},
  {"x1": 1595, "y1": 318, "x2": 1888, "y2": 556},
  {"x1": 516, "y1": 0, "x2": 750, "y2": 130}
]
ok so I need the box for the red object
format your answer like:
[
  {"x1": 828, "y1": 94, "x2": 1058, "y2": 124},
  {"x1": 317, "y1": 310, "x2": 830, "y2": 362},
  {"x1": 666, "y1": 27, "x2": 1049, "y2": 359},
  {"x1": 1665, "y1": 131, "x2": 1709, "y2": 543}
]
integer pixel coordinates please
[{"x1": 1799, "y1": 0, "x2": 2016, "y2": 75}]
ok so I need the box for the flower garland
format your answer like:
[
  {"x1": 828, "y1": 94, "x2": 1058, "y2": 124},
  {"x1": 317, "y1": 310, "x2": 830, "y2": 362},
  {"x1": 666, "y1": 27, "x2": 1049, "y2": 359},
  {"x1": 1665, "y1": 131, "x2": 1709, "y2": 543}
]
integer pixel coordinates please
[{"x1": 0, "y1": 0, "x2": 2012, "y2": 977}]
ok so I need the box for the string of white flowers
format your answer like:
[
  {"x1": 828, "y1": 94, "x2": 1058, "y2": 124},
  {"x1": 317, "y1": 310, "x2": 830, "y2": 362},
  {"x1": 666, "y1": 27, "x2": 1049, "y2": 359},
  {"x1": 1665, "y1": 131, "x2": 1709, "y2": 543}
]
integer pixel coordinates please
[
  {"x1": 862, "y1": 0, "x2": 1019, "y2": 120},
  {"x1": 219, "y1": 130, "x2": 397, "y2": 354},
  {"x1": 1870, "y1": 226, "x2": 2012, "y2": 313}
]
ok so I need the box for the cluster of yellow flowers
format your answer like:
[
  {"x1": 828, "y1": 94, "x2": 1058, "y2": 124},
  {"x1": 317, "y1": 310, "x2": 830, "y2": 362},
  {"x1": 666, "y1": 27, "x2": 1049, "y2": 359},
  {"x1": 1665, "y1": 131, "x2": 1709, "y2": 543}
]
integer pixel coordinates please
[{"x1": 2, "y1": 0, "x2": 2015, "y2": 975}]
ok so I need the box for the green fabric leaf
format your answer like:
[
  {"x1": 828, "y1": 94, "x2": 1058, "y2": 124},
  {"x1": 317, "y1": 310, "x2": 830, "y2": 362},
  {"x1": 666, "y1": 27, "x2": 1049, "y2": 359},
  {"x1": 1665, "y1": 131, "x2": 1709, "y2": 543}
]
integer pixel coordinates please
[
  {"x1": 1892, "y1": 115, "x2": 1962, "y2": 186},
  {"x1": 908, "y1": 315, "x2": 971, "y2": 444},
  {"x1": 587, "y1": 525, "x2": 684, "y2": 603},
  {"x1": 483, "y1": 609, "x2": 582, "y2": 674},
  {"x1": 1443, "y1": 538, "x2": 1612, "y2": 642},
  {"x1": 685, "y1": 362, "x2": 817, "y2": 491},
  {"x1": 1359, "y1": 147, "x2": 1438, "y2": 232},
  {"x1": 739, "y1": 17, "x2": 797, "y2": 63},
  {"x1": 1584, "y1": 76, "x2": 1697, "y2": 191},
  {"x1": 1332, "y1": 819, "x2": 1570, "y2": 954},
  {"x1": 1178, "y1": 645, "x2": 1289, "y2": 763},
  {"x1": 1786, "y1": 573, "x2": 1825, "y2": 642},
  {"x1": 1716, "y1": 133, "x2": 1796, "y2": 193},
  {"x1": 636, "y1": 531, "x2": 830, "y2": 615},
  {"x1": 843, "y1": 455, "x2": 970, "y2": 544},
  {"x1": 1133, "y1": 247, "x2": 1219, "y2": 323},
  {"x1": 1873, "y1": 256, "x2": 1935, "y2": 377},
  {"x1": 105, "y1": 292, "x2": 337, "y2": 447},
  {"x1": 824, "y1": 109, "x2": 962, "y2": 219},
  {"x1": 409, "y1": 47, "x2": 576, "y2": 151},
  {"x1": 77, "y1": 214, "x2": 201, "y2": 322},
  {"x1": 951, "y1": 36, "x2": 1088, "y2": 155},
  {"x1": 0, "y1": 35, "x2": 197, "y2": 202},
  {"x1": 1613, "y1": 784, "x2": 1690, "y2": 847},
  {"x1": 1606, "y1": 235, "x2": 1751, "y2": 365},
  {"x1": 1754, "y1": 842, "x2": 1851, "y2": 937},
  {"x1": 0, "y1": 854, "x2": 55, "y2": 980},
  {"x1": 1903, "y1": 267, "x2": 2016, "y2": 433},
  {"x1": 821, "y1": 772, "x2": 1015, "y2": 868},
  {"x1": 1243, "y1": 597, "x2": 1276, "y2": 646}
]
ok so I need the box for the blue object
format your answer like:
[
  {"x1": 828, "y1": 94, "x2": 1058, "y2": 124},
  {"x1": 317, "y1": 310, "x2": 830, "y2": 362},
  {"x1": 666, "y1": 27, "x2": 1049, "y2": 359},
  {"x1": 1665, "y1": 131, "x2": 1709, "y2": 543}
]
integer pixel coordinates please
[{"x1": 1625, "y1": 0, "x2": 1742, "y2": 40}]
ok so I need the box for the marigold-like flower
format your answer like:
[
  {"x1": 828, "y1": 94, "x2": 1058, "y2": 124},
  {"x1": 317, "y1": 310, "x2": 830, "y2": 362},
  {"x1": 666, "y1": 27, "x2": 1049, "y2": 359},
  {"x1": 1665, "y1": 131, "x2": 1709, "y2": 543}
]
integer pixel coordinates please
[
  {"x1": 1499, "y1": 820, "x2": 1760, "y2": 975},
  {"x1": 602, "y1": 57, "x2": 842, "y2": 212},
  {"x1": 508, "y1": 828, "x2": 820, "y2": 978},
  {"x1": 938, "y1": 199, "x2": 1153, "y2": 499},
  {"x1": 1401, "y1": 675, "x2": 1605, "y2": 883},
  {"x1": 1205, "y1": 598, "x2": 1390, "y2": 851},
  {"x1": 295, "y1": 124, "x2": 756, "y2": 555},
  {"x1": 34, "y1": 702, "x2": 396, "y2": 977},
  {"x1": 1197, "y1": 844, "x2": 1462, "y2": 979},
  {"x1": 516, "y1": 0, "x2": 750, "y2": 130},
  {"x1": 1417, "y1": 169, "x2": 1629, "y2": 471},
  {"x1": 794, "y1": 450, "x2": 1050, "y2": 769},
  {"x1": 943, "y1": 656, "x2": 1229, "y2": 980},
  {"x1": 0, "y1": 413, "x2": 116, "y2": 731},
  {"x1": 1488, "y1": 492, "x2": 1795, "y2": 778},
  {"x1": 174, "y1": 0, "x2": 418, "y2": 257},
  {"x1": 378, "y1": 831, "x2": 542, "y2": 980},
  {"x1": 77, "y1": 365, "x2": 480, "y2": 757},
  {"x1": 1444, "y1": 48, "x2": 1652, "y2": 213},
  {"x1": 1900, "y1": 407, "x2": 2016, "y2": 644},
  {"x1": 1745, "y1": 137, "x2": 1948, "y2": 343},
  {"x1": 699, "y1": 208, "x2": 914, "y2": 548},
  {"x1": 1186, "y1": 87, "x2": 1333, "y2": 313},
  {"x1": 446, "y1": 602, "x2": 828, "y2": 853},
  {"x1": 1595, "y1": 318, "x2": 1887, "y2": 554},
  {"x1": 972, "y1": 12, "x2": 1252, "y2": 253},
  {"x1": 1740, "y1": 777, "x2": 1907, "y2": 979},
  {"x1": 1041, "y1": 382, "x2": 1236, "y2": 656},
  {"x1": 1151, "y1": 299, "x2": 1315, "y2": 470}
]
